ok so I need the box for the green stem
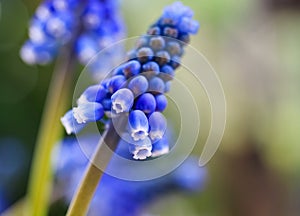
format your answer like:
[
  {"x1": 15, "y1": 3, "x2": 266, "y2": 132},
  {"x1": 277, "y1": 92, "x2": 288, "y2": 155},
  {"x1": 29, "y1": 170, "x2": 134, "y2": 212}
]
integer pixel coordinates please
[
  {"x1": 66, "y1": 116, "x2": 127, "y2": 216},
  {"x1": 26, "y1": 48, "x2": 76, "y2": 216}
]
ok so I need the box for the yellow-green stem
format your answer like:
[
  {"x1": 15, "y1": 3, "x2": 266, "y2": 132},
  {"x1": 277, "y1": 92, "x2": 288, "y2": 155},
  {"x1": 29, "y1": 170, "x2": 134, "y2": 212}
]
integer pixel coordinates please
[
  {"x1": 26, "y1": 48, "x2": 76, "y2": 216},
  {"x1": 66, "y1": 117, "x2": 127, "y2": 216}
]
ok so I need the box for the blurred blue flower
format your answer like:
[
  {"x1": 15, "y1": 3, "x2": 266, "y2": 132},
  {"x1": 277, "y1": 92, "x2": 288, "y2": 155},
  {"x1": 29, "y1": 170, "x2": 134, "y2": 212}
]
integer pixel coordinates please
[
  {"x1": 0, "y1": 190, "x2": 8, "y2": 214},
  {"x1": 20, "y1": 0, "x2": 125, "y2": 77},
  {"x1": 0, "y1": 138, "x2": 30, "y2": 213},
  {"x1": 53, "y1": 135, "x2": 207, "y2": 216},
  {"x1": 61, "y1": 2, "x2": 199, "y2": 160}
]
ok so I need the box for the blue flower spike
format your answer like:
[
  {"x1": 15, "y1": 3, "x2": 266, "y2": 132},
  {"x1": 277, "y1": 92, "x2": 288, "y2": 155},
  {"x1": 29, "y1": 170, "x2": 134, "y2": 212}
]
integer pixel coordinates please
[
  {"x1": 148, "y1": 112, "x2": 167, "y2": 141},
  {"x1": 60, "y1": 1, "x2": 200, "y2": 160},
  {"x1": 128, "y1": 110, "x2": 149, "y2": 141},
  {"x1": 111, "y1": 88, "x2": 134, "y2": 114},
  {"x1": 21, "y1": 0, "x2": 125, "y2": 70}
]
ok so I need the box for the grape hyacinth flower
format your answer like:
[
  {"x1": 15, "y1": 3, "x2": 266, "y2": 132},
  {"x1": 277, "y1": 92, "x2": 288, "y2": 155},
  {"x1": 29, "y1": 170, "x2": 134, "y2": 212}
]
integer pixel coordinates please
[
  {"x1": 20, "y1": 0, "x2": 125, "y2": 78},
  {"x1": 61, "y1": 1, "x2": 200, "y2": 160},
  {"x1": 53, "y1": 136, "x2": 207, "y2": 216}
]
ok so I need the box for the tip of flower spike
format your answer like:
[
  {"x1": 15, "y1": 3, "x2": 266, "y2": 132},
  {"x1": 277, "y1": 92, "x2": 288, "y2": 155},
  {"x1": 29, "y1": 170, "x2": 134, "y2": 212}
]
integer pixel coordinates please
[{"x1": 160, "y1": 2, "x2": 199, "y2": 35}]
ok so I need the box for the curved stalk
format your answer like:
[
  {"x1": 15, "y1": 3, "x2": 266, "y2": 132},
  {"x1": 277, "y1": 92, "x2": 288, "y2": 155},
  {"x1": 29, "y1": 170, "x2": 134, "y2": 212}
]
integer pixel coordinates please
[
  {"x1": 66, "y1": 116, "x2": 127, "y2": 216},
  {"x1": 26, "y1": 47, "x2": 76, "y2": 216}
]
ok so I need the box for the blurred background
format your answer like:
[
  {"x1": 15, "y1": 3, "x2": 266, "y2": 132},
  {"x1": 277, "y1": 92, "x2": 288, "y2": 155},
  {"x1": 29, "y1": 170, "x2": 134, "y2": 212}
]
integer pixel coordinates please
[{"x1": 1, "y1": 0, "x2": 300, "y2": 215}]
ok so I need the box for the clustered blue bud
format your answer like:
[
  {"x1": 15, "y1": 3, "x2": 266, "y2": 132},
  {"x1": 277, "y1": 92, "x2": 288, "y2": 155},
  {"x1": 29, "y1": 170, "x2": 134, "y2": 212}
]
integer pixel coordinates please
[
  {"x1": 61, "y1": 2, "x2": 199, "y2": 160},
  {"x1": 20, "y1": 0, "x2": 124, "y2": 67}
]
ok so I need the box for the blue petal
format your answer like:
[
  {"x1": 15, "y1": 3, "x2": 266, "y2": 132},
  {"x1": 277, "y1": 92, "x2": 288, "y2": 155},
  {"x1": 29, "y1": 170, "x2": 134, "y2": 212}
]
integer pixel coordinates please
[
  {"x1": 155, "y1": 50, "x2": 170, "y2": 66},
  {"x1": 128, "y1": 137, "x2": 152, "y2": 160},
  {"x1": 155, "y1": 94, "x2": 168, "y2": 112},
  {"x1": 29, "y1": 18, "x2": 49, "y2": 44},
  {"x1": 166, "y1": 41, "x2": 182, "y2": 56},
  {"x1": 82, "y1": 1, "x2": 104, "y2": 30},
  {"x1": 164, "y1": 81, "x2": 171, "y2": 92},
  {"x1": 45, "y1": 11, "x2": 74, "y2": 42},
  {"x1": 169, "y1": 55, "x2": 181, "y2": 69},
  {"x1": 61, "y1": 110, "x2": 87, "y2": 134},
  {"x1": 135, "y1": 93, "x2": 156, "y2": 114},
  {"x1": 20, "y1": 40, "x2": 57, "y2": 65},
  {"x1": 52, "y1": 0, "x2": 79, "y2": 11},
  {"x1": 34, "y1": 3, "x2": 52, "y2": 21},
  {"x1": 111, "y1": 88, "x2": 134, "y2": 113},
  {"x1": 142, "y1": 61, "x2": 160, "y2": 77},
  {"x1": 75, "y1": 34, "x2": 99, "y2": 64},
  {"x1": 148, "y1": 77, "x2": 165, "y2": 94},
  {"x1": 113, "y1": 65, "x2": 125, "y2": 76},
  {"x1": 149, "y1": 36, "x2": 166, "y2": 51},
  {"x1": 162, "y1": 2, "x2": 194, "y2": 24},
  {"x1": 73, "y1": 102, "x2": 104, "y2": 124},
  {"x1": 128, "y1": 110, "x2": 149, "y2": 141},
  {"x1": 137, "y1": 47, "x2": 154, "y2": 63},
  {"x1": 127, "y1": 75, "x2": 149, "y2": 96},
  {"x1": 147, "y1": 26, "x2": 161, "y2": 35},
  {"x1": 101, "y1": 98, "x2": 112, "y2": 111},
  {"x1": 159, "y1": 65, "x2": 175, "y2": 81},
  {"x1": 163, "y1": 27, "x2": 179, "y2": 38},
  {"x1": 77, "y1": 85, "x2": 106, "y2": 104},
  {"x1": 151, "y1": 136, "x2": 169, "y2": 157},
  {"x1": 107, "y1": 75, "x2": 126, "y2": 93},
  {"x1": 122, "y1": 60, "x2": 141, "y2": 77},
  {"x1": 178, "y1": 17, "x2": 200, "y2": 34},
  {"x1": 148, "y1": 112, "x2": 167, "y2": 141}
]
